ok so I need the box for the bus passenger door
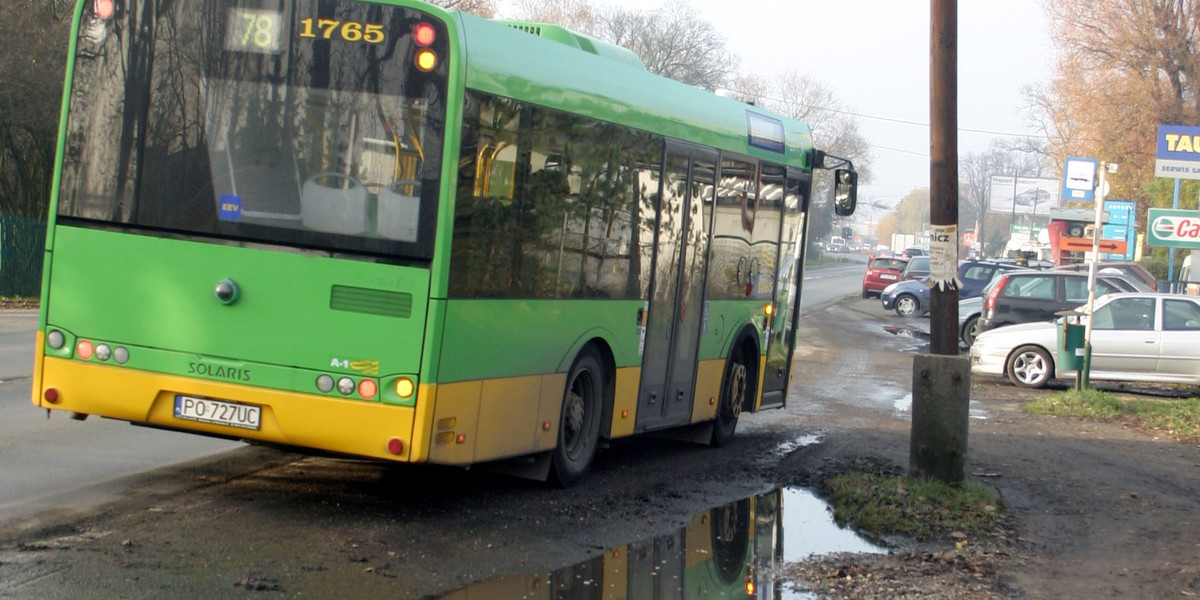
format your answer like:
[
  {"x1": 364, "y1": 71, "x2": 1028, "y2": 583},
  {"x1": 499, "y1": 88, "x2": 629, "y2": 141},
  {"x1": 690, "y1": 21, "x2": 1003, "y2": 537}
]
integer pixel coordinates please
[
  {"x1": 760, "y1": 170, "x2": 810, "y2": 408},
  {"x1": 636, "y1": 143, "x2": 716, "y2": 432}
]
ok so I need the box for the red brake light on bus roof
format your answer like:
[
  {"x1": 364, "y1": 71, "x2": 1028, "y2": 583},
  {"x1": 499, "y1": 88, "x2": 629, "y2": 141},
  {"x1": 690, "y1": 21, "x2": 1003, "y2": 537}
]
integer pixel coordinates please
[
  {"x1": 94, "y1": 0, "x2": 114, "y2": 19},
  {"x1": 413, "y1": 23, "x2": 436, "y2": 46}
]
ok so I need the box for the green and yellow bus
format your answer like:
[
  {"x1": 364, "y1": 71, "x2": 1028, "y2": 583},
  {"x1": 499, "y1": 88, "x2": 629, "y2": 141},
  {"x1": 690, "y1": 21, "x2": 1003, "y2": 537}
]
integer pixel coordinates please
[{"x1": 33, "y1": 0, "x2": 856, "y2": 485}]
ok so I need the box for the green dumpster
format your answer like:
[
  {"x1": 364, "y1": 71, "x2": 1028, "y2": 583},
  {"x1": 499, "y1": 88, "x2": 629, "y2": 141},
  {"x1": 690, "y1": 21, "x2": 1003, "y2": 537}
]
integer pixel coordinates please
[{"x1": 1057, "y1": 320, "x2": 1085, "y2": 371}]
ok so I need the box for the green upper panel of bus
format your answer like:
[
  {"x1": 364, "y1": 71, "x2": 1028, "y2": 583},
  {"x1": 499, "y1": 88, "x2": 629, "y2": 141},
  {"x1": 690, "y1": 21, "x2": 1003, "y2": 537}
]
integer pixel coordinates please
[
  {"x1": 452, "y1": 11, "x2": 813, "y2": 167},
  {"x1": 497, "y1": 21, "x2": 646, "y2": 69}
]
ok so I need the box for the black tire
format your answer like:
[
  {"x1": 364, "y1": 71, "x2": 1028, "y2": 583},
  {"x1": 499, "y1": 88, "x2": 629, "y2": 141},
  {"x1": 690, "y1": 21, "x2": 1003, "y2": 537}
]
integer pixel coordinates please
[
  {"x1": 894, "y1": 294, "x2": 920, "y2": 317},
  {"x1": 961, "y1": 315, "x2": 980, "y2": 347},
  {"x1": 1067, "y1": 223, "x2": 1085, "y2": 238},
  {"x1": 550, "y1": 350, "x2": 604, "y2": 487},
  {"x1": 712, "y1": 341, "x2": 750, "y2": 447},
  {"x1": 1006, "y1": 345, "x2": 1054, "y2": 389},
  {"x1": 861, "y1": 289, "x2": 870, "y2": 299}
]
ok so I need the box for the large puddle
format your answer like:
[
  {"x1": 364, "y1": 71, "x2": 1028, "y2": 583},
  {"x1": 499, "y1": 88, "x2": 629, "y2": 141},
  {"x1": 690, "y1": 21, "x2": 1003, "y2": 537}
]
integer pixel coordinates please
[{"x1": 433, "y1": 487, "x2": 883, "y2": 599}]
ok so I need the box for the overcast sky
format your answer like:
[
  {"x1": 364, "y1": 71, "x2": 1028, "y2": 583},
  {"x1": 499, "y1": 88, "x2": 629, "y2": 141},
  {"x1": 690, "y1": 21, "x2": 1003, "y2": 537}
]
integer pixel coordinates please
[{"x1": 498, "y1": 0, "x2": 1057, "y2": 214}]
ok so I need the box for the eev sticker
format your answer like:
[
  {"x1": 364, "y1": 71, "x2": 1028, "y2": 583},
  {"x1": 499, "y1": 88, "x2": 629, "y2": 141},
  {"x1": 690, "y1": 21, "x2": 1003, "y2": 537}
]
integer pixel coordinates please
[{"x1": 218, "y1": 194, "x2": 243, "y2": 221}]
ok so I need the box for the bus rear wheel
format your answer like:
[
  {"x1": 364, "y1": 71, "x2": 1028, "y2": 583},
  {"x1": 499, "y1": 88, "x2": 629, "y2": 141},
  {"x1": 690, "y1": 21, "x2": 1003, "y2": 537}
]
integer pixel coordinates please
[
  {"x1": 712, "y1": 342, "x2": 749, "y2": 447},
  {"x1": 550, "y1": 349, "x2": 604, "y2": 487}
]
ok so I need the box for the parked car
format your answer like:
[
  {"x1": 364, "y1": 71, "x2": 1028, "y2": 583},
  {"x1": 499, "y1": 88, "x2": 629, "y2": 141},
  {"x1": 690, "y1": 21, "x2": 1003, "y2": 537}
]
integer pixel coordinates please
[
  {"x1": 971, "y1": 292, "x2": 1200, "y2": 388},
  {"x1": 880, "y1": 260, "x2": 1024, "y2": 317},
  {"x1": 977, "y1": 271, "x2": 1130, "y2": 335},
  {"x1": 1052, "y1": 261, "x2": 1158, "y2": 291},
  {"x1": 901, "y1": 256, "x2": 930, "y2": 281},
  {"x1": 861, "y1": 256, "x2": 909, "y2": 298},
  {"x1": 959, "y1": 295, "x2": 985, "y2": 347}
]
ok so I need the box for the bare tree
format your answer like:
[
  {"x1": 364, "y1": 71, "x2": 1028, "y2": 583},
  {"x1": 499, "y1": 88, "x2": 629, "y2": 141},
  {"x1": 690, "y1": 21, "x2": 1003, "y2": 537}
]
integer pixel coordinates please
[
  {"x1": 509, "y1": 0, "x2": 599, "y2": 33},
  {"x1": 428, "y1": 0, "x2": 497, "y2": 18},
  {"x1": 959, "y1": 140, "x2": 1051, "y2": 256},
  {"x1": 596, "y1": 1, "x2": 737, "y2": 90},
  {"x1": 0, "y1": 0, "x2": 70, "y2": 218},
  {"x1": 1036, "y1": 0, "x2": 1200, "y2": 208}
]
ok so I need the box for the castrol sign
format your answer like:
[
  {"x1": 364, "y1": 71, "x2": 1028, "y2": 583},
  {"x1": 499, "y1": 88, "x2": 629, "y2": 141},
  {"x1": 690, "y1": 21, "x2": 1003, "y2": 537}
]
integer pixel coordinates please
[{"x1": 1148, "y1": 208, "x2": 1200, "y2": 249}]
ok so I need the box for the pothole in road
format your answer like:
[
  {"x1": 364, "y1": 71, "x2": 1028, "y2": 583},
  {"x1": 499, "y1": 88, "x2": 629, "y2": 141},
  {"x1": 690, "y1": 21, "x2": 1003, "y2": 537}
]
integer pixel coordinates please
[{"x1": 430, "y1": 487, "x2": 883, "y2": 600}]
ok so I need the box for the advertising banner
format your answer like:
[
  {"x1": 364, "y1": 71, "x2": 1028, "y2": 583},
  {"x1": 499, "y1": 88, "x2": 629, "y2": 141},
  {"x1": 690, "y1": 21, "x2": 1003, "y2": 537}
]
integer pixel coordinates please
[
  {"x1": 1147, "y1": 208, "x2": 1200, "y2": 249},
  {"x1": 1155, "y1": 125, "x2": 1200, "y2": 180},
  {"x1": 987, "y1": 175, "x2": 1061, "y2": 215}
]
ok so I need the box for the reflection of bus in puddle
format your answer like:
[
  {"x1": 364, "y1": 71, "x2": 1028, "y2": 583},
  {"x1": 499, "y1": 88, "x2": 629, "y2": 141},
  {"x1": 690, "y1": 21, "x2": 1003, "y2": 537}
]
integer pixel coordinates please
[{"x1": 437, "y1": 491, "x2": 783, "y2": 600}]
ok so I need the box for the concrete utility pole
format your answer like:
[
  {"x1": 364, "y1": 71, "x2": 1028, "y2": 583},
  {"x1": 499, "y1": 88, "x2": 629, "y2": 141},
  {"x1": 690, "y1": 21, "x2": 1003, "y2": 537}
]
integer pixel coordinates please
[{"x1": 910, "y1": 0, "x2": 969, "y2": 485}]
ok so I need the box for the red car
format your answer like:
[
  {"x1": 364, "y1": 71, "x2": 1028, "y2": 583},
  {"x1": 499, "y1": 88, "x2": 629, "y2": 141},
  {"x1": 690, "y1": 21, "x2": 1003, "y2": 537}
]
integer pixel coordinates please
[{"x1": 862, "y1": 256, "x2": 909, "y2": 298}]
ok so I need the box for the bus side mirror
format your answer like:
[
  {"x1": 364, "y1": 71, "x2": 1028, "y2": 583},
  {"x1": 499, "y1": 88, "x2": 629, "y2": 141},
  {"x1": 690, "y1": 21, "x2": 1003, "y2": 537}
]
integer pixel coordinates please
[{"x1": 833, "y1": 169, "x2": 857, "y2": 216}]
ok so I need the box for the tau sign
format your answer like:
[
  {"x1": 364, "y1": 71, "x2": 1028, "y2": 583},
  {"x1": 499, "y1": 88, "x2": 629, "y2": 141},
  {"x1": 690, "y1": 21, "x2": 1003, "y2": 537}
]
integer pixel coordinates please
[{"x1": 1155, "y1": 125, "x2": 1200, "y2": 180}]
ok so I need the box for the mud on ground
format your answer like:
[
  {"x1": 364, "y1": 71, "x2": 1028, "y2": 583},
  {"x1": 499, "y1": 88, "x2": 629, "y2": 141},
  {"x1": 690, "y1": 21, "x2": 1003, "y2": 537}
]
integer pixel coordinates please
[{"x1": 775, "y1": 298, "x2": 1200, "y2": 599}]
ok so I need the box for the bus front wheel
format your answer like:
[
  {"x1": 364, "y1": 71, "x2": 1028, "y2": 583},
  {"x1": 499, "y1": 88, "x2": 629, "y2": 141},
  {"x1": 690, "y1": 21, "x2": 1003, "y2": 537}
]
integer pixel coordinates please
[
  {"x1": 551, "y1": 349, "x2": 604, "y2": 487},
  {"x1": 712, "y1": 342, "x2": 749, "y2": 447}
]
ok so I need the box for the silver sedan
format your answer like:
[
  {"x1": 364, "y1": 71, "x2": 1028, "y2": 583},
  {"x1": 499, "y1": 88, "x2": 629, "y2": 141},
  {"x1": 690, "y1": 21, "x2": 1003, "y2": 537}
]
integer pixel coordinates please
[{"x1": 970, "y1": 293, "x2": 1200, "y2": 388}]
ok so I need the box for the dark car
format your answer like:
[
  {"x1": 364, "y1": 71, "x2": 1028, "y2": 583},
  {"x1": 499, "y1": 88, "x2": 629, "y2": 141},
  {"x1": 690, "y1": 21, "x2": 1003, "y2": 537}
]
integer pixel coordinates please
[
  {"x1": 901, "y1": 256, "x2": 930, "y2": 281},
  {"x1": 862, "y1": 256, "x2": 908, "y2": 298},
  {"x1": 977, "y1": 271, "x2": 1129, "y2": 334},
  {"x1": 1052, "y1": 261, "x2": 1158, "y2": 291},
  {"x1": 881, "y1": 260, "x2": 1023, "y2": 317}
]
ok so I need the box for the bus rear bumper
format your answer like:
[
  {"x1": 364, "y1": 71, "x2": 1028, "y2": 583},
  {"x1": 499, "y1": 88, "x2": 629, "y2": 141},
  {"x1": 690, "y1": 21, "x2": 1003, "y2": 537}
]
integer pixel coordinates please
[{"x1": 34, "y1": 356, "x2": 424, "y2": 463}]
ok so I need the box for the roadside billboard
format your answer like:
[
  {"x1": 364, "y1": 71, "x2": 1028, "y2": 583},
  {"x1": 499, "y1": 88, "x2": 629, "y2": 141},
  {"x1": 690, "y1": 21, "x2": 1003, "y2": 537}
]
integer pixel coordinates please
[
  {"x1": 1155, "y1": 125, "x2": 1200, "y2": 180},
  {"x1": 1147, "y1": 208, "x2": 1200, "y2": 249},
  {"x1": 988, "y1": 176, "x2": 1061, "y2": 215}
]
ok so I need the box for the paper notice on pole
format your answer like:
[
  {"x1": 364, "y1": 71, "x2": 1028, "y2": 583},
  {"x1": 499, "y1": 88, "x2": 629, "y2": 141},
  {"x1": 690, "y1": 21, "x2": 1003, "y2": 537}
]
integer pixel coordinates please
[{"x1": 928, "y1": 225, "x2": 962, "y2": 291}]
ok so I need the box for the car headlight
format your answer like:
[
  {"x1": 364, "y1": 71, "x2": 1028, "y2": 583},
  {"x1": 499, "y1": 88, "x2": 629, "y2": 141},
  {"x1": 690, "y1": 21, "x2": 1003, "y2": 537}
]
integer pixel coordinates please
[{"x1": 882, "y1": 282, "x2": 899, "y2": 293}]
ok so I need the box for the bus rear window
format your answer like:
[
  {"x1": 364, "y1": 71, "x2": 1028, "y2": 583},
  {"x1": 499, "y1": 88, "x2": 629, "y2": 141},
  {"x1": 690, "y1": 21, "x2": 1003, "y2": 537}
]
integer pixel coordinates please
[{"x1": 57, "y1": 0, "x2": 449, "y2": 260}]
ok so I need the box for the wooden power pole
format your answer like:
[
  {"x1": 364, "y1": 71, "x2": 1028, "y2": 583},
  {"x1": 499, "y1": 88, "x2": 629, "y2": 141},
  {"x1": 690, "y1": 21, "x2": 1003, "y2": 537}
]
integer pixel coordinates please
[{"x1": 910, "y1": 0, "x2": 969, "y2": 484}]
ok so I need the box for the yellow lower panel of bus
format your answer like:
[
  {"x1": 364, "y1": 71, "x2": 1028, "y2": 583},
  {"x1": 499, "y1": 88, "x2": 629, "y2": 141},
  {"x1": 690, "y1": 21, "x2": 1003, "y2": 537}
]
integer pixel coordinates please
[
  {"x1": 37, "y1": 357, "x2": 419, "y2": 462},
  {"x1": 691, "y1": 359, "x2": 725, "y2": 423},
  {"x1": 690, "y1": 357, "x2": 768, "y2": 422},
  {"x1": 424, "y1": 366, "x2": 643, "y2": 465}
]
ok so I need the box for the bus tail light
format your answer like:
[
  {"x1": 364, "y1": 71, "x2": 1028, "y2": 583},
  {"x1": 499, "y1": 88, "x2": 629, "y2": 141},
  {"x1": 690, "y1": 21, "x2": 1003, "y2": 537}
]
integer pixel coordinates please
[
  {"x1": 46, "y1": 330, "x2": 65, "y2": 349},
  {"x1": 44, "y1": 388, "x2": 60, "y2": 403},
  {"x1": 316, "y1": 374, "x2": 335, "y2": 393},
  {"x1": 395, "y1": 377, "x2": 415, "y2": 398},
  {"x1": 358, "y1": 379, "x2": 378, "y2": 399},
  {"x1": 386, "y1": 437, "x2": 404, "y2": 455},
  {"x1": 77, "y1": 340, "x2": 94, "y2": 360}
]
